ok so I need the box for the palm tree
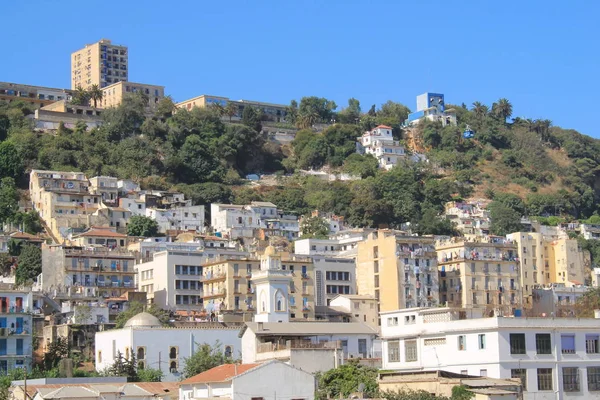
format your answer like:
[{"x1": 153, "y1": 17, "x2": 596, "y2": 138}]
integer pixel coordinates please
[
  {"x1": 72, "y1": 85, "x2": 90, "y2": 106},
  {"x1": 492, "y1": 98, "x2": 513, "y2": 122},
  {"x1": 471, "y1": 102, "x2": 489, "y2": 118},
  {"x1": 88, "y1": 84, "x2": 103, "y2": 108},
  {"x1": 296, "y1": 109, "x2": 319, "y2": 129},
  {"x1": 210, "y1": 102, "x2": 225, "y2": 118},
  {"x1": 224, "y1": 102, "x2": 238, "y2": 122}
]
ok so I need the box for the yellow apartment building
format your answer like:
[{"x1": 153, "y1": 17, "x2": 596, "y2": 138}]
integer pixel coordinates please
[
  {"x1": 201, "y1": 252, "x2": 315, "y2": 321},
  {"x1": 507, "y1": 232, "x2": 590, "y2": 306},
  {"x1": 101, "y1": 81, "x2": 165, "y2": 110},
  {"x1": 176, "y1": 94, "x2": 288, "y2": 123},
  {"x1": 356, "y1": 230, "x2": 439, "y2": 318},
  {"x1": 71, "y1": 39, "x2": 128, "y2": 89},
  {"x1": 436, "y1": 237, "x2": 521, "y2": 316}
]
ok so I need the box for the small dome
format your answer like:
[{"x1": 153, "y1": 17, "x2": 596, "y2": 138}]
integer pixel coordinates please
[
  {"x1": 264, "y1": 245, "x2": 277, "y2": 257},
  {"x1": 124, "y1": 312, "x2": 162, "y2": 328}
]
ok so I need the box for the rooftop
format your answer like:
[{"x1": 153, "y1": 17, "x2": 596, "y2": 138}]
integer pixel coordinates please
[
  {"x1": 242, "y1": 321, "x2": 377, "y2": 336},
  {"x1": 181, "y1": 363, "x2": 261, "y2": 384},
  {"x1": 74, "y1": 227, "x2": 128, "y2": 238}
]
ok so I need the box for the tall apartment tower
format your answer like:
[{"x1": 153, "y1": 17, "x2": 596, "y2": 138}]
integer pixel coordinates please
[{"x1": 71, "y1": 39, "x2": 128, "y2": 89}]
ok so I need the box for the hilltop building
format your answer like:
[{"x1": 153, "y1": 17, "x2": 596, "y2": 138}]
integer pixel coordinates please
[
  {"x1": 0, "y1": 81, "x2": 71, "y2": 109},
  {"x1": 404, "y1": 92, "x2": 457, "y2": 126},
  {"x1": 71, "y1": 39, "x2": 128, "y2": 89},
  {"x1": 356, "y1": 125, "x2": 407, "y2": 170},
  {"x1": 176, "y1": 94, "x2": 288, "y2": 123}
]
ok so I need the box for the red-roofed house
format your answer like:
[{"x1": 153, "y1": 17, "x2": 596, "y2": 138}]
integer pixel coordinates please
[
  {"x1": 356, "y1": 125, "x2": 406, "y2": 170},
  {"x1": 179, "y1": 360, "x2": 314, "y2": 400}
]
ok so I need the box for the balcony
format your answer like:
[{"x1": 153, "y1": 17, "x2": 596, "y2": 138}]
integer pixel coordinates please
[
  {"x1": 203, "y1": 273, "x2": 226, "y2": 283},
  {"x1": 203, "y1": 289, "x2": 226, "y2": 300},
  {"x1": 301, "y1": 273, "x2": 309, "y2": 280}
]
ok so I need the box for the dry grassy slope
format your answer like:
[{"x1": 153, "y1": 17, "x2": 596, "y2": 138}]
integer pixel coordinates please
[{"x1": 470, "y1": 146, "x2": 574, "y2": 199}]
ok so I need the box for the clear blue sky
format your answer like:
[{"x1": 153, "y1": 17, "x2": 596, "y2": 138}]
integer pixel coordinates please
[{"x1": 3, "y1": 0, "x2": 599, "y2": 136}]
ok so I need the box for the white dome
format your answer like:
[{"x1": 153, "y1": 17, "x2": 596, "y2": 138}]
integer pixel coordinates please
[{"x1": 124, "y1": 312, "x2": 162, "y2": 328}]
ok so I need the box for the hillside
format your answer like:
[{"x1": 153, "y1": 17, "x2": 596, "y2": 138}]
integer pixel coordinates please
[{"x1": 1, "y1": 94, "x2": 600, "y2": 237}]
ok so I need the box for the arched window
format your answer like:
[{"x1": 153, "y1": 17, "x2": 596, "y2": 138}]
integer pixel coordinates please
[
  {"x1": 137, "y1": 347, "x2": 145, "y2": 360},
  {"x1": 224, "y1": 346, "x2": 232, "y2": 358},
  {"x1": 170, "y1": 361, "x2": 178, "y2": 372},
  {"x1": 169, "y1": 346, "x2": 178, "y2": 359},
  {"x1": 275, "y1": 290, "x2": 285, "y2": 312},
  {"x1": 125, "y1": 347, "x2": 130, "y2": 360},
  {"x1": 259, "y1": 290, "x2": 267, "y2": 312}
]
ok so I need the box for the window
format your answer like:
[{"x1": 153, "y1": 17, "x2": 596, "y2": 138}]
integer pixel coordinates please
[
  {"x1": 537, "y1": 368, "x2": 553, "y2": 391},
  {"x1": 588, "y1": 367, "x2": 600, "y2": 391},
  {"x1": 457, "y1": 335, "x2": 466, "y2": 351},
  {"x1": 479, "y1": 369, "x2": 487, "y2": 377},
  {"x1": 511, "y1": 369, "x2": 527, "y2": 390},
  {"x1": 387, "y1": 317, "x2": 398, "y2": 326},
  {"x1": 587, "y1": 335, "x2": 599, "y2": 354},
  {"x1": 478, "y1": 334, "x2": 486, "y2": 350},
  {"x1": 510, "y1": 334, "x2": 526, "y2": 354},
  {"x1": 98, "y1": 351, "x2": 102, "y2": 363},
  {"x1": 536, "y1": 334, "x2": 552, "y2": 354},
  {"x1": 563, "y1": 367, "x2": 580, "y2": 392},
  {"x1": 388, "y1": 341, "x2": 400, "y2": 362},
  {"x1": 561, "y1": 335, "x2": 575, "y2": 354},
  {"x1": 224, "y1": 346, "x2": 233, "y2": 358},
  {"x1": 405, "y1": 340, "x2": 417, "y2": 362}
]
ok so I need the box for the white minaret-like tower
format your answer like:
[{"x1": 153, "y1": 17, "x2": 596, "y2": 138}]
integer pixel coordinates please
[{"x1": 253, "y1": 245, "x2": 292, "y2": 323}]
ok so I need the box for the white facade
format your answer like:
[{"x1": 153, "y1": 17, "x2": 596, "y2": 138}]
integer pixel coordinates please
[
  {"x1": 146, "y1": 205, "x2": 205, "y2": 233},
  {"x1": 211, "y1": 202, "x2": 299, "y2": 240},
  {"x1": 120, "y1": 198, "x2": 146, "y2": 217},
  {"x1": 241, "y1": 321, "x2": 378, "y2": 373},
  {"x1": 179, "y1": 360, "x2": 315, "y2": 400},
  {"x1": 593, "y1": 268, "x2": 600, "y2": 288},
  {"x1": 118, "y1": 179, "x2": 141, "y2": 194},
  {"x1": 312, "y1": 257, "x2": 356, "y2": 306},
  {"x1": 254, "y1": 247, "x2": 292, "y2": 323},
  {"x1": 136, "y1": 249, "x2": 249, "y2": 311},
  {"x1": 381, "y1": 307, "x2": 600, "y2": 399},
  {"x1": 356, "y1": 126, "x2": 406, "y2": 170},
  {"x1": 95, "y1": 320, "x2": 241, "y2": 381},
  {"x1": 294, "y1": 231, "x2": 368, "y2": 258}
]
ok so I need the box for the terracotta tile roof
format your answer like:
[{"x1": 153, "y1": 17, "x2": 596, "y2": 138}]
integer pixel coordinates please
[
  {"x1": 77, "y1": 227, "x2": 128, "y2": 238},
  {"x1": 376, "y1": 125, "x2": 392, "y2": 129},
  {"x1": 10, "y1": 232, "x2": 44, "y2": 241},
  {"x1": 181, "y1": 363, "x2": 262, "y2": 384}
]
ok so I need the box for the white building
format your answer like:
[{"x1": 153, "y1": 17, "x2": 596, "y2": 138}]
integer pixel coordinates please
[
  {"x1": 294, "y1": 230, "x2": 370, "y2": 258},
  {"x1": 356, "y1": 125, "x2": 406, "y2": 170},
  {"x1": 118, "y1": 179, "x2": 141, "y2": 195},
  {"x1": 120, "y1": 198, "x2": 146, "y2": 217},
  {"x1": 179, "y1": 360, "x2": 315, "y2": 400},
  {"x1": 312, "y1": 257, "x2": 356, "y2": 306},
  {"x1": 211, "y1": 202, "x2": 299, "y2": 240},
  {"x1": 146, "y1": 205, "x2": 205, "y2": 233},
  {"x1": 135, "y1": 249, "x2": 249, "y2": 311},
  {"x1": 95, "y1": 312, "x2": 242, "y2": 381},
  {"x1": 381, "y1": 307, "x2": 600, "y2": 399},
  {"x1": 404, "y1": 92, "x2": 457, "y2": 127}
]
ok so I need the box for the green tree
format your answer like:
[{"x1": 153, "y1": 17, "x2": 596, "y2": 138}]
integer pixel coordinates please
[
  {"x1": 492, "y1": 98, "x2": 512, "y2": 122},
  {"x1": 106, "y1": 351, "x2": 138, "y2": 381},
  {"x1": 15, "y1": 244, "x2": 42, "y2": 285},
  {"x1": 10, "y1": 210, "x2": 43, "y2": 234},
  {"x1": 127, "y1": 215, "x2": 159, "y2": 237},
  {"x1": 183, "y1": 341, "x2": 233, "y2": 379},
  {"x1": 471, "y1": 101, "x2": 488, "y2": 119},
  {"x1": 88, "y1": 84, "x2": 103, "y2": 108},
  {"x1": 179, "y1": 134, "x2": 224, "y2": 183},
  {"x1": 0, "y1": 253, "x2": 13, "y2": 276},
  {"x1": 0, "y1": 178, "x2": 19, "y2": 225},
  {"x1": 378, "y1": 100, "x2": 411, "y2": 123},
  {"x1": 71, "y1": 85, "x2": 90, "y2": 106},
  {"x1": 286, "y1": 100, "x2": 298, "y2": 124},
  {"x1": 44, "y1": 337, "x2": 70, "y2": 370},
  {"x1": 575, "y1": 288, "x2": 600, "y2": 317},
  {"x1": 224, "y1": 102, "x2": 238, "y2": 122},
  {"x1": 241, "y1": 105, "x2": 263, "y2": 133},
  {"x1": 155, "y1": 96, "x2": 177, "y2": 120},
  {"x1": 316, "y1": 361, "x2": 379, "y2": 400},
  {"x1": 342, "y1": 154, "x2": 378, "y2": 178},
  {"x1": 137, "y1": 367, "x2": 163, "y2": 382},
  {"x1": 114, "y1": 301, "x2": 170, "y2": 329},
  {"x1": 300, "y1": 216, "x2": 330, "y2": 239},
  {"x1": 298, "y1": 96, "x2": 337, "y2": 124},
  {"x1": 0, "y1": 142, "x2": 24, "y2": 181},
  {"x1": 488, "y1": 202, "x2": 523, "y2": 236}
]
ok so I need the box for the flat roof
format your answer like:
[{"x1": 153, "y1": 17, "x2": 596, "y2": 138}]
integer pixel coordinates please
[{"x1": 243, "y1": 321, "x2": 377, "y2": 336}]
